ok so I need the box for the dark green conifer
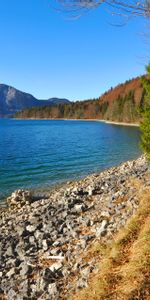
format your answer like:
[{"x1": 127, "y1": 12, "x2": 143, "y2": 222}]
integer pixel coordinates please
[{"x1": 140, "y1": 65, "x2": 150, "y2": 160}]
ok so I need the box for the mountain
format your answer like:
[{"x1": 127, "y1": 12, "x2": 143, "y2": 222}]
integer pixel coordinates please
[
  {"x1": 15, "y1": 76, "x2": 147, "y2": 123},
  {"x1": 0, "y1": 84, "x2": 70, "y2": 117}
]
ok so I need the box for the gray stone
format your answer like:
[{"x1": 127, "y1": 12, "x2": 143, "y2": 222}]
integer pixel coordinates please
[
  {"x1": 15, "y1": 244, "x2": 25, "y2": 260},
  {"x1": 49, "y1": 262, "x2": 63, "y2": 272},
  {"x1": 19, "y1": 262, "x2": 29, "y2": 276},
  {"x1": 50, "y1": 248, "x2": 60, "y2": 256},
  {"x1": 5, "y1": 246, "x2": 13, "y2": 257},
  {"x1": 81, "y1": 267, "x2": 90, "y2": 278},
  {"x1": 77, "y1": 277, "x2": 88, "y2": 289},
  {"x1": 96, "y1": 220, "x2": 108, "y2": 237},
  {"x1": 88, "y1": 186, "x2": 94, "y2": 196},
  {"x1": 74, "y1": 204, "x2": 84, "y2": 213},
  {"x1": 16, "y1": 225, "x2": 24, "y2": 236},
  {"x1": 42, "y1": 239, "x2": 48, "y2": 251},
  {"x1": 34, "y1": 229, "x2": 43, "y2": 239},
  {"x1": 6, "y1": 268, "x2": 15, "y2": 277},
  {"x1": 7, "y1": 288, "x2": 16, "y2": 300},
  {"x1": 48, "y1": 283, "x2": 58, "y2": 297},
  {"x1": 26, "y1": 225, "x2": 36, "y2": 232},
  {"x1": 101, "y1": 211, "x2": 110, "y2": 218},
  {"x1": 80, "y1": 239, "x2": 87, "y2": 249},
  {"x1": 29, "y1": 235, "x2": 35, "y2": 244}
]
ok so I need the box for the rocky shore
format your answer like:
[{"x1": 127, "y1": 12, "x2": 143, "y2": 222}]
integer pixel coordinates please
[{"x1": 0, "y1": 156, "x2": 149, "y2": 300}]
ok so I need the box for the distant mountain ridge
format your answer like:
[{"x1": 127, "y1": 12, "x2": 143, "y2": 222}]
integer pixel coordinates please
[{"x1": 0, "y1": 84, "x2": 70, "y2": 117}]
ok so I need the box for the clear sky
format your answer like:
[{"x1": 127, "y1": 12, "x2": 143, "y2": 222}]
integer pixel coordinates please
[{"x1": 0, "y1": 0, "x2": 149, "y2": 101}]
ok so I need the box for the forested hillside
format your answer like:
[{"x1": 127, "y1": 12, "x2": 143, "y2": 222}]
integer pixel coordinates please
[{"x1": 15, "y1": 76, "x2": 147, "y2": 123}]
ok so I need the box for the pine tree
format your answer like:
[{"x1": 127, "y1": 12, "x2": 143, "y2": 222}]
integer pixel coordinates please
[{"x1": 140, "y1": 65, "x2": 150, "y2": 160}]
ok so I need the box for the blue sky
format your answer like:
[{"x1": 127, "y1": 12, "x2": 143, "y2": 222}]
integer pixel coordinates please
[{"x1": 0, "y1": 0, "x2": 149, "y2": 101}]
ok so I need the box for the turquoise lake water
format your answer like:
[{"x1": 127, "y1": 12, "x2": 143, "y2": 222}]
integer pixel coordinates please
[{"x1": 0, "y1": 119, "x2": 141, "y2": 200}]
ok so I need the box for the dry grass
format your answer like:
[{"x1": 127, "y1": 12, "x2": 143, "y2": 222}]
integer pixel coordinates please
[{"x1": 71, "y1": 186, "x2": 150, "y2": 300}]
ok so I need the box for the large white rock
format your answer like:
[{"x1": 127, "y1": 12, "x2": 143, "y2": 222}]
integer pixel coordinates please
[{"x1": 26, "y1": 225, "x2": 36, "y2": 232}]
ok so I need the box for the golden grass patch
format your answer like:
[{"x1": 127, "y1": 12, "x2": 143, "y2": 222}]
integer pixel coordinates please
[{"x1": 71, "y1": 186, "x2": 150, "y2": 300}]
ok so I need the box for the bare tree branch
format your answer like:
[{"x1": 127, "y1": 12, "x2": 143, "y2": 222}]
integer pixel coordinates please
[{"x1": 54, "y1": 0, "x2": 150, "y2": 18}]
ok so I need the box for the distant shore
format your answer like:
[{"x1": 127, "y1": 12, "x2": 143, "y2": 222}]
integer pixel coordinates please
[
  {"x1": 14, "y1": 117, "x2": 140, "y2": 127},
  {"x1": 104, "y1": 120, "x2": 139, "y2": 127}
]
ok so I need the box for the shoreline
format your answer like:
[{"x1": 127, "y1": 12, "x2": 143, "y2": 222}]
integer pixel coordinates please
[
  {"x1": 104, "y1": 120, "x2": 139, "y2": 127},
  {"x1": 0, "y1": 153, "x2": 142, "y2": 205},
  {"x1": 14, "y1": 117, "x2": 140, "y2": 127},
  {"x1": 0, "y1": 155, "x2": 149, "y2": 299},
  {"x1": 0, "y1": 118, "x2": 141, "y2": 204}
]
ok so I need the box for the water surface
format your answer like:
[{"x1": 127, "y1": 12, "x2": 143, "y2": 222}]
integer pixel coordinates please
[{"x1": 0, "y1": 119, "x2": 141, "y2": 200}]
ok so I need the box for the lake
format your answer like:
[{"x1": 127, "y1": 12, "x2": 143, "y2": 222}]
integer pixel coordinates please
[{"x1": 0, "y1": 119, "x2": 141, "y2": 200}]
